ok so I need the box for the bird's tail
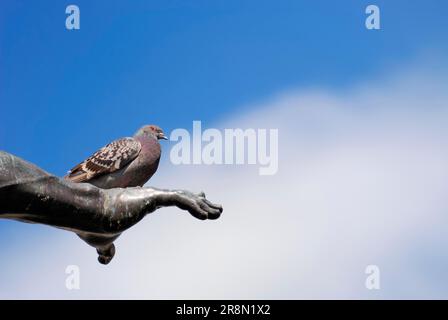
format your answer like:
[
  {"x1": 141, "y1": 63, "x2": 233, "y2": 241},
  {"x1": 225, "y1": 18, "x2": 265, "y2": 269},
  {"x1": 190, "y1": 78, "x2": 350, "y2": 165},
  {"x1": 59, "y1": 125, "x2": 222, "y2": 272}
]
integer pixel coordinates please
[{"x1": 64, "y1": 171, "x2": 88, "y2": 183}]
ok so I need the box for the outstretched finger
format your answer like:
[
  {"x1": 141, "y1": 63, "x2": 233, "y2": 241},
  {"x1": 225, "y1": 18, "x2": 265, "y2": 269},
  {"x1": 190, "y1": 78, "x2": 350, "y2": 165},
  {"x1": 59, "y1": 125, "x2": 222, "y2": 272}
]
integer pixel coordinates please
[
  {"x1": 199, "y1": 200, "x2": 222, "y2": 219},
  {"x1": 202, "y1": 198, "x2": 223, "y2": 211},
  {"x1": 189, "y1": 207, "x2": 209, "y2": 220}
]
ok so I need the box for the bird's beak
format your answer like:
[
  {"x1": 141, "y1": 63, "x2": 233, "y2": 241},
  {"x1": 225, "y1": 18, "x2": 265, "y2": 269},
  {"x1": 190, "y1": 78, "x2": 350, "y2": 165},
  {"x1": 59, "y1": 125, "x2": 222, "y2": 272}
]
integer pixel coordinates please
[{"x1": 160, "y1": 134, "x2": 169, "y2": 140}]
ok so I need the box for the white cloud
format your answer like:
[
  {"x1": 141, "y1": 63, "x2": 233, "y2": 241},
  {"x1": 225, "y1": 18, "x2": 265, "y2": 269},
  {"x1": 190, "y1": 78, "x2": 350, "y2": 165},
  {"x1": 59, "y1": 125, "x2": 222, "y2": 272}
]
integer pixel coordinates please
[{"x1": 1, "y1": 61, "x2": 448, "y2": 299}]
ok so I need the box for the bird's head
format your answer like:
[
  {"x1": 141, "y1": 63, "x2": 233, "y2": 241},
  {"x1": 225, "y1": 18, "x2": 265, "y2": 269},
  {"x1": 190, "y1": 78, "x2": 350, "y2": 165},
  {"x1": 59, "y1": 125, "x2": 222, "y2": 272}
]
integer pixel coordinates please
[{"x1": 135, "y1": 125, "x2": 168, "y2": 140}]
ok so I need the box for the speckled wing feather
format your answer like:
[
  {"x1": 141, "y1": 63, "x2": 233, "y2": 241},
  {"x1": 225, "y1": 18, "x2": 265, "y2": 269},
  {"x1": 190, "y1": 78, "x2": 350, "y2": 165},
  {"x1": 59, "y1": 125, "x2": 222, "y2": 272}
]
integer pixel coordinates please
[{"x1": 65, "y1": 137, "x2": 142, "y2": 183}]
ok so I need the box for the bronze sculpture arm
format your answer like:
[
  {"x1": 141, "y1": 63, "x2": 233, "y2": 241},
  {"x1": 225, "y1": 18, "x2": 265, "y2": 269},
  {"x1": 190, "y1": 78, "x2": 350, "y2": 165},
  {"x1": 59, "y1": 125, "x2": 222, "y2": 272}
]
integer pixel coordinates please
[{"x1": 0, "y1": 151, "x2": 222, "y2": 264}]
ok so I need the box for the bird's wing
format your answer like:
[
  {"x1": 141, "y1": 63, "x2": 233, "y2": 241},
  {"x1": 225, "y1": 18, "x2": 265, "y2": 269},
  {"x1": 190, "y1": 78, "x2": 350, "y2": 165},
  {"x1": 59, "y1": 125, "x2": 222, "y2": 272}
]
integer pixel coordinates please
[{"x1": 65, "y1": 137, "x2": 142, "y2": 183}]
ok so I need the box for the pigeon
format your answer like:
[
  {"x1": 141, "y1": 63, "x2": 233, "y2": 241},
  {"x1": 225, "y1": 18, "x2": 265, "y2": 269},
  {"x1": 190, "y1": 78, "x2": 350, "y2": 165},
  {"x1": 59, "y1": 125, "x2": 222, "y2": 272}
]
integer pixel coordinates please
[{"x1": 65, "y1": 125, "x2": 168, "y2": 189}]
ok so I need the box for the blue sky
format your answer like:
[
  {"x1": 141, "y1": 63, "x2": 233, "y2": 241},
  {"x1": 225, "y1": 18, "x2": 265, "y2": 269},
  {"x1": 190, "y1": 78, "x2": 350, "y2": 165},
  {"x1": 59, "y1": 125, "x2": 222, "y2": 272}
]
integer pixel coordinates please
[
  {"x1": 1, "y1": 1, "x2": 448, "y2": 298},
  {"x1": 1, "y1": 0, "x2": 447, "y2": 174}
]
